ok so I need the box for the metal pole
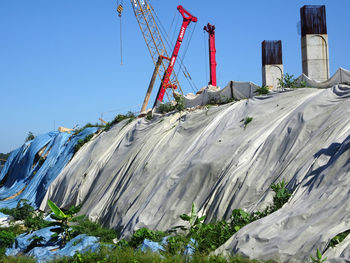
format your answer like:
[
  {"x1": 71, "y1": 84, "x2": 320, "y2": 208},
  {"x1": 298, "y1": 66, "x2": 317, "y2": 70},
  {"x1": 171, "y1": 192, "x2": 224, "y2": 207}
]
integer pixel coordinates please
[{"x1": 141, "y1": 56, "x2": 163, "y2": 113}]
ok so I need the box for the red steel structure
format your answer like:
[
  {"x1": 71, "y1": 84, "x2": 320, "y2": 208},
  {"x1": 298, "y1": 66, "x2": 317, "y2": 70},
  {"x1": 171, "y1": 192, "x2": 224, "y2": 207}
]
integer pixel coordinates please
[
  {"x1": 204, "y1": 23, "x2": 217, "y2": 86},
  {"x1": 154, "y1": 5, "x2": 197, "y2": 106}
]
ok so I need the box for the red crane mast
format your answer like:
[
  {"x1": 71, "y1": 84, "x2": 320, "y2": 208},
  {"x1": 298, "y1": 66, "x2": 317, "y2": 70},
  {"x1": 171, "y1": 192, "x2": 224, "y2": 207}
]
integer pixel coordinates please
[
  {"x1": 204, "y1": 23, "x2": 217, "y2": 86},
  {"x1": 154, "y1": 5, "x2": 197, "y2": 106}
]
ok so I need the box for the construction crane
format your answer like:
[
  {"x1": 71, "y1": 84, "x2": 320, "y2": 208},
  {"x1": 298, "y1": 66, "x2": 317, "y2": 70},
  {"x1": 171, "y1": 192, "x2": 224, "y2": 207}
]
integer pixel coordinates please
[
  {"x1": 116, "y1": 0, "x2": 197, "y2": 110},
  {"x1": 204, "y1": 23, "x2": 217, "y2": 86},
  {"x1": 154, "y1": 5, "x2": 197, "y2": 107}
]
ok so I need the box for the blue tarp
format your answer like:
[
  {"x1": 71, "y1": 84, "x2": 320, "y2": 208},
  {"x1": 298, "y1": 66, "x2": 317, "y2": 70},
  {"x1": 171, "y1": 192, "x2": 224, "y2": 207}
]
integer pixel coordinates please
[
  {"x1": 6, "y1": 227, "x2": 100, "y2": 263},
  {"x1": 0, "y1": 128, "x2": 98, "y2": 209},
  {"x1": 139, "y1": 237, "x2": 195, "y2": 255}
]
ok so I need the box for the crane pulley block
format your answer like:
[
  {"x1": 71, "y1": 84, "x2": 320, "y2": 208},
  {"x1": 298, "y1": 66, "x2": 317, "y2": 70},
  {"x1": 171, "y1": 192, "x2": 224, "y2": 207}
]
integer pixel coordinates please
[{"x1": 117, "y1": 4, "x2": 124, "y2": 16}]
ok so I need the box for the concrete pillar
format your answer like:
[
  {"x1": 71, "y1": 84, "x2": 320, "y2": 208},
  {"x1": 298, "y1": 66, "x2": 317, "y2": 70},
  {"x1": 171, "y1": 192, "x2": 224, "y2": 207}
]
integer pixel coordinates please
[
  {"x1": 262, "y1": 40, "x2": 283, "y2": 89},
  {"x1": 300, "y1": 5, "x2": 330, "y2": 82}
]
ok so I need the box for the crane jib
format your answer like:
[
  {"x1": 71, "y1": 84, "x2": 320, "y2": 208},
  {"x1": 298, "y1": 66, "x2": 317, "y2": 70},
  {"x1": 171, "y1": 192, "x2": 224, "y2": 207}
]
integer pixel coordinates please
[{"x1": 155, "y1": 5, "x2": 197, "y2": 105}]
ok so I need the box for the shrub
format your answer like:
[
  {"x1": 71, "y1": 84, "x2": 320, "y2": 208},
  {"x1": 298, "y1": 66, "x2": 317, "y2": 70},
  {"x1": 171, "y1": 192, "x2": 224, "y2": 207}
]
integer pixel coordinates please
[
  {"x1": 74, "y1": 134, "x2": 94, "y2": 154},
  {"x1": 174, "y1": 95, "x2": 185, "y2": 112},
  {"x1": 73, "y1": 123, "x2": 104, "y2": 136},
  {"x1": 0, "y1": 230, "x2": 16, "y2": 256},
  {"x1": 158, "y1": 95, "x2": 186, "y2": 114},
  {"x1": 158, "y1": 102, "x2": 175, "y2": 114},
  {"x1": 255, "y1": 85, "x2": 269, "y2": 95},
  {"x1": 104, "y1": 112, "x2": 135, "y2": 131},
  {"x1": 278, "y1": 73, "x2": 307, "y2": 89},
  {"x1": 24, "y1": 211, "x2": 50, "y2": 231},
  {"x1": 71, "y1": 217, "x2": 118, "y2": 243},
  {"x1": 25, "y1": 132, "x2": 35, "y2": 142},
  {"x1": 0, "y1": 199, "x2": 34, "y2": 221},
  {"x1": 270, "y1": 179, "x2": 292, "y2": 210},
  {"x1": 172, "y1": 180, "x2": 292, "y2": 253},
  {"x1": 129, "y1": 227, "x2": 167, "y2": 248}
]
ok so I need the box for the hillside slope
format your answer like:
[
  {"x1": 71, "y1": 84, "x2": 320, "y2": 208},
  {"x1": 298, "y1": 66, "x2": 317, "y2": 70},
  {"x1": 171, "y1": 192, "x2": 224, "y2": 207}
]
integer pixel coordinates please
[{"x1": 39, "y1": 85, "x2": 350, "y2": 261}]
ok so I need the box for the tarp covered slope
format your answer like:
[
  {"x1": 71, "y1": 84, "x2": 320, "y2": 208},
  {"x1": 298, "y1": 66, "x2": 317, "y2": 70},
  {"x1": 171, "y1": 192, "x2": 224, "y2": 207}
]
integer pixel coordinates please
[
  {"x1": 0, "y1": 128, "x2": 97, "y2": 209},
  {"x1": 41, "y1": 85, "x2": 350, "y2": 261}
]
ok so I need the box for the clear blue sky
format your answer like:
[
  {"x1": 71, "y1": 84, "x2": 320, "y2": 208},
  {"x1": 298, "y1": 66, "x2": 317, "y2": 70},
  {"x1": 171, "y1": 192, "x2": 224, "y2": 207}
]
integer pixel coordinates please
[{"x1": 1, "y1": 0, "x2": 349, "y2": 153}]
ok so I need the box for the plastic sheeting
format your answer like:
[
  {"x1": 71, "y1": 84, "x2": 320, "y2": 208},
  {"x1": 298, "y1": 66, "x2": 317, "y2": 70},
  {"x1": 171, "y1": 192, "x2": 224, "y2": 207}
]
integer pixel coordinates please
[
  {"x1": 139, "y1": 237, "x2": 195, "y2": 255},
  {"x1": 298, "y1": 67, "x2": 350, "y2": 89},
  {"x1": 41, "y1": 83, "x2": 350, "y2": 261},
  {"x1": 6, "y1": 226, "x2": 100, "y2": 263},
  {"x1": 0, "y1": 128, "x2": 98, "y2": 209},
  {"x1": 183, "y1": 68, "x2": 350, "y2": 108},
  {"x1": 184, "y1": 82, "x2": 259, "y2": 108}
]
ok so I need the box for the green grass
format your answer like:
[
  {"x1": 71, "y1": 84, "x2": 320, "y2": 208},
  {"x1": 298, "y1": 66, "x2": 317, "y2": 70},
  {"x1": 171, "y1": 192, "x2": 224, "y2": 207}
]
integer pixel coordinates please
[
  {"x1": 47, "y1": 246, "x2": 272, "y2": 263},
  {"x1": 71, "y1": 217, "x2": 118, "y2": 243}
]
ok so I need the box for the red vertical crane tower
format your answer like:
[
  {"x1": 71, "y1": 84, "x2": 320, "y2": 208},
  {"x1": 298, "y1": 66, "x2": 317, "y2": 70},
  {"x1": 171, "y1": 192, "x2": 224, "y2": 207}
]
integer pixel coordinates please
[
  {"x1": 204, "y1": 23, "x2": 217, "y2": 86},
  {"x1": 154, "y1": 5, "x2": 197, "y2": 106}
]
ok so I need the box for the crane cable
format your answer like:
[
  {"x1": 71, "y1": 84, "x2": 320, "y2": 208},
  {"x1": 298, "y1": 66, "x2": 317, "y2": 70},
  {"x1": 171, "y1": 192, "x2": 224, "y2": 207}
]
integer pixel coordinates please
[
  {"x1": 176, "y1": 22, "x2": 198, "y2": 93},
  {"x1": 117, "y1": 0, "x2": 124, "y2": 65}
]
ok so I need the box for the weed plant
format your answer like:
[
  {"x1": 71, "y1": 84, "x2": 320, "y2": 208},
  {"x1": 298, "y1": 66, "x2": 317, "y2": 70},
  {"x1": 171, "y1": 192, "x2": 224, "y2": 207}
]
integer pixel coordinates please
[
  {"x1": 242, "y1": 117, "x2": 253, "y2": 129},
  {"x1": 310, "y1": 248, "x2": 327, "y2": 263},
  {"x1": 278, "y1": 73, "x2": 307, "y2": 89},
  {"x1": 104, "y1": 111, "x2": 135, "y2": 131},
  {"x1": 255, "y1": 85, "x2": 269, "y2": 95},
  {"x1": 168, "y1": 180, "x2": 292, "y2": 254},
  {"x1": 158, "y1": 95, "x2": 185, "y2": 114},
  {"x1": 71, "y1": 217, "x2": 118, "y2": 243}
]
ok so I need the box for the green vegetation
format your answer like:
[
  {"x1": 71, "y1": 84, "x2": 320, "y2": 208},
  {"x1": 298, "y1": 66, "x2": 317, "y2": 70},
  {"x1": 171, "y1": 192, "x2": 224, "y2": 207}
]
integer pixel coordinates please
[
  {"x1": 242, "y1": 117, "x2": 253, "y2": 129},
  {"x1": 0, "y1": 152, "x2": 10, "y2": 161},
  {"x1": 73, "y1": 123, "x2": 104, "y2": 136},
  {"x1": 71, "y1": 217, "x2": 118, "y2": 243},
  {"x1": 128, "y1": 228, "x2": 167, "y2": 248},
  {"x1": 74, "y1": 134, "x2": 94, "y2": 154},
  {"x1": 310, "y1": 248, "x2": 327, "y2": 263},
  {"x1": 158, "y1": 95, "x2": 186, "y2": 114},
  {"x1": 0, "y1": 199, "x2": 34, "y2": 221},
  {"x1": 0, "y1": 200, "x2": 50, "y2": 235},
  {"x1": 278, "y1": 73, "x2": 307, "y2": 89},
  {"x1": 255, "y1": 85, "x2": 269, "y2": 95},
  {"x1": 48, "y1": 246, "x2": 269, "y2": 263},
  {"x1": 25, "y1": 132, "x2": 35, "y2": 142},
  {"x1": 0, "y1": 182, "x2": 292, "y2": 262},
  {"x1": 104, "y1": 111, "x2": 135, "y2": 131},
  {"x1": 158, "y1": 102, "x2": 175, "y2": 114},
  {"x1": 47, "y1": 200, "x2": 118, "y2": 246},
  {"x1": 328, "y1": 229, "x2": 350, "y2": 248},
  {"x1": 47, "y1": 200, "x2": 86, "y2": 246}
]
